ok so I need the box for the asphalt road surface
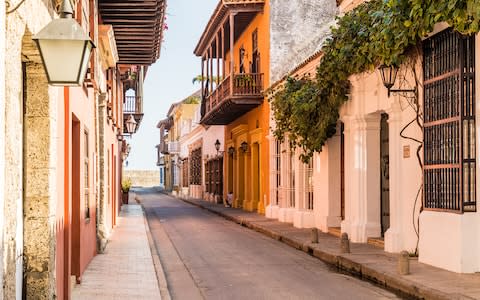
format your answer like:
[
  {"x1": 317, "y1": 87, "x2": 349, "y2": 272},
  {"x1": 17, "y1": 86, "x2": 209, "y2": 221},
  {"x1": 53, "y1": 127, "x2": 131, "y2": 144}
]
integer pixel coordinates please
[{"x1": 140, "y1": 189, "x2": 400, "y2": 300}]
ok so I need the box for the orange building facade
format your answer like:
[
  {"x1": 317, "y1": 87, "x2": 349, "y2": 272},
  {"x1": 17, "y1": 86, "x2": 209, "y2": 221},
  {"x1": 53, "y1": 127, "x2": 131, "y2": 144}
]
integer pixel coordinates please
[{"x1": 195, "y1": 0, "x2": 270, "y2": 213}]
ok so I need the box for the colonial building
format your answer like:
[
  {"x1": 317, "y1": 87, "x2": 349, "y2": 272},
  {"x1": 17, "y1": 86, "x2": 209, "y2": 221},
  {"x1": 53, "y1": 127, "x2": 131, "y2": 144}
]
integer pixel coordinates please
[
  {"x1": 1, "y1": 0, "x2": 165, "y2": 298},
  {"x1": 157, "y1": 91, "x2": 226, "y2": 202},
  {"x1": 267, "y1": 0, "x2": 480, "y2": 274},
  {"x1": 194, "y1": 0, "x2": 335, "y2": 213}
]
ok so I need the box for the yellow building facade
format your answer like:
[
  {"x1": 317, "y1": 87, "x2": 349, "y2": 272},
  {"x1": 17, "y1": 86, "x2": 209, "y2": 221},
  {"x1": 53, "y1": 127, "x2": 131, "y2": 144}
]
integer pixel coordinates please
[{"x1": 195, "y1": 0, "x2": 270, "y2": 213}]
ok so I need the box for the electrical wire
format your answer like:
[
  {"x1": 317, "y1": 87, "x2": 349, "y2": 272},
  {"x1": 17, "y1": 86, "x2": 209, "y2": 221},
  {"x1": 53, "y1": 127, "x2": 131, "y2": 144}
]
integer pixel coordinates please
[{"x1": 6, "y1": 0, "x2": 26, "y2": 14}]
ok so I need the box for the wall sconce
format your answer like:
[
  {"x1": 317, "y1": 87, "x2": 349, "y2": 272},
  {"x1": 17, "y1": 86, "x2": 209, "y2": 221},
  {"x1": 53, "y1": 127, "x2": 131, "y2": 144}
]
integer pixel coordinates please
[
  {"x1": 240, "y1": 141, "x2": 248, "y2": 153},
  {"x1": 378, "y1": 64, "x2": 416, "y2": 97},
  {"x1": 32, "y1": 0, "x2": 95, "y2": 86},
  {"x1": 228, "y1": 146, "x2": 235, "y2": 155}
]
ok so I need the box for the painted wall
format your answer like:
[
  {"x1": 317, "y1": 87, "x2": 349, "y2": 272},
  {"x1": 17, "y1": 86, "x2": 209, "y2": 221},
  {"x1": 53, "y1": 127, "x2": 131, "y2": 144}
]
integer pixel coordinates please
[{"x1": 69, "y1": 87, "x2": 98, "y2": 281}]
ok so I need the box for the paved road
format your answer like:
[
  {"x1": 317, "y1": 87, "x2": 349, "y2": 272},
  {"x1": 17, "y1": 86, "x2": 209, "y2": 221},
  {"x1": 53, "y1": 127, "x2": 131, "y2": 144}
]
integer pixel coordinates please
[{"x1": 139, "y1": 190, "x2": 400, "y2": 300}]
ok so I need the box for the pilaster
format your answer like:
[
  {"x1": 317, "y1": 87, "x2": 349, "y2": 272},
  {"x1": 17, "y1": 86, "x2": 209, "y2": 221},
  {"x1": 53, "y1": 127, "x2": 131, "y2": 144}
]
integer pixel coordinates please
[
  {"x1": 314, "y1": 130, "x2": 342, "y2": 232},
  {"x1": 384, "y1": 103, "x2": 403, "y2": 252},
  {"x1": 96, "y1": 93, "x2": 109, "y2": 252},
  {"x1": 341, "y1": 114, "x2": 382, "y2": 242}
]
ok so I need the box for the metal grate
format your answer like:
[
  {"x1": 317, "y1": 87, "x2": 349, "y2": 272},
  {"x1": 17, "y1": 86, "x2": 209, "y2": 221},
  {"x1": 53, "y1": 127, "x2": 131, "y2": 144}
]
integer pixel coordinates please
[
  {"x1": 189, "y1": 148, "x2": 202, "y2": 185},
  {"x1": 304, "y1": 158, "x2": 314, "y2": 210},
  {"x1": 423, "y1": 28, "x2": 476, "y2": 213}
]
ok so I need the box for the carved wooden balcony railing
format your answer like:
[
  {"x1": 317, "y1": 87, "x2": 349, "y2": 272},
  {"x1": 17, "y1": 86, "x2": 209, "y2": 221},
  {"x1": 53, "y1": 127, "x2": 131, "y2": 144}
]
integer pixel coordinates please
[{"x1": 202, "y1": 73, "x2": 264, "y2": 125}]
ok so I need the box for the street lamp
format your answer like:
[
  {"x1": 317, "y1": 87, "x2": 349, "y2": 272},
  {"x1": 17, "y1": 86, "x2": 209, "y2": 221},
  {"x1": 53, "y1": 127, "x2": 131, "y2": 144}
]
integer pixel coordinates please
[
  {"x1": 125, "y1": 114, "x2": 137, "y2": 135},
  {"x1": 228, "y1": 146, "x2": 235, "y2": 155},
  {"x1": 32, "y1": 0, "x2": 95, "y2": 86},
  {"x1": 378, "y1": 64, "x2": 416, "y2": 97}
]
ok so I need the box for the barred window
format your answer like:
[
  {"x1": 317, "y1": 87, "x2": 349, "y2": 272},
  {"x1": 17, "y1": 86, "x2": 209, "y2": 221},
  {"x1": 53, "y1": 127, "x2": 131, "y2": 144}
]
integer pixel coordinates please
[
  {"x1": 303, "y1": 158, "x2": 314, "y2": 210},
  {"x1": 423, "y1": 28, "x2": 476, "y2": 212},
  {"x1": 189, "y1": 148, "x2": 202, "y2": 185},
  {"x1": 182, "y1": 158, "x2": 189, "y2": 188}
]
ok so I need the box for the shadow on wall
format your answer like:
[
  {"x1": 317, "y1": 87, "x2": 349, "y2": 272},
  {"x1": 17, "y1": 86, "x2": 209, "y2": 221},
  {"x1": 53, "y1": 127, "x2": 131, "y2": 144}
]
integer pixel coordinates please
[{"x1": 123, "y1": 170, "x2": 160, "y2": 187}]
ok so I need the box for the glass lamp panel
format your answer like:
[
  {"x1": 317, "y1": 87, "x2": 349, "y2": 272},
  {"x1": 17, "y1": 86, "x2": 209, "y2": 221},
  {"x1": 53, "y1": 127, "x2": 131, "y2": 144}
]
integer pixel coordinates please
[
  {"x1": 77, "y1": 41, "x2": 93, "y2": 85},
  {"x1": 38, "y1": 39, "x2": 85, "y2": 84},
  {"x1": 126, "y1": 115, "x2": 137, "y2": 134}
]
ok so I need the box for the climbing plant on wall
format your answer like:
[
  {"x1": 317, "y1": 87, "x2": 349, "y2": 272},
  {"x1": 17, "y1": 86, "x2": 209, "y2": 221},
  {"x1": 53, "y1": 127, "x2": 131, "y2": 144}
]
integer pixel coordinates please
[{"x1": 271, "y1": 0, "x2": 480, "y2": 162}]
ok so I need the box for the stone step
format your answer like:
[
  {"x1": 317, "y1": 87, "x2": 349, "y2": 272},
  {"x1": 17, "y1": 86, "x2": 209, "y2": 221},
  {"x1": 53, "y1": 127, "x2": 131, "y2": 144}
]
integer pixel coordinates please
[
  {"x1": 367, "y1": 237, "x2": 385, "y2": 249},
  {"x1": 328, "y1": 227, "x2": 341, "y2": 238}
]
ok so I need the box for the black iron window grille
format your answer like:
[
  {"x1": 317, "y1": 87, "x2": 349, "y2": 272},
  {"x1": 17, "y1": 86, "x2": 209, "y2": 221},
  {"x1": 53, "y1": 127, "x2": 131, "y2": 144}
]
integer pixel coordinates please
[{"x1": 423, "y1": 28, "x2": 476, "y2": 213}]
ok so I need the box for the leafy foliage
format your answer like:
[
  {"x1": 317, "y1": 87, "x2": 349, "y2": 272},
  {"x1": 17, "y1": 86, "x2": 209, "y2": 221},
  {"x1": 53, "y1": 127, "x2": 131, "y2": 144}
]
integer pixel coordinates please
[
  {"x1": 271, "y1": 0, "x2": 480, "y2": 162},
  {"x1": 184, "y1": 96, "x2": 200, "y2": 104}
]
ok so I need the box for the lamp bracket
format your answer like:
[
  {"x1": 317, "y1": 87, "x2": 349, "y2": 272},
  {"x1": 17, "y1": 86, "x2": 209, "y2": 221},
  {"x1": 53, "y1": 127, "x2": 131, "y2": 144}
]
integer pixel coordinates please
[{"x1": 387, "y1": 86, "x2": 417, "y2": 98}]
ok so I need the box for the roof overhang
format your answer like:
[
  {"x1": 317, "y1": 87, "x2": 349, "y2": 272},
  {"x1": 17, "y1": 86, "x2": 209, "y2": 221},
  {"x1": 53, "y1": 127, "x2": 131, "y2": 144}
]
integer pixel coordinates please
[
  {"x1": 194, "y1": 0, "x2": 265, "y2": 56},
  {"x1": 99, "y1": 0, "x2": 167, "y2": 65}
]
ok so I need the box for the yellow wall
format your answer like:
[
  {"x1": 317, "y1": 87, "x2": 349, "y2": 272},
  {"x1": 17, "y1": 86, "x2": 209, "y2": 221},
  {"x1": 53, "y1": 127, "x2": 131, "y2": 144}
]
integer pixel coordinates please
[{"x1": 224, "y1": 0, "x2": 270, "y2": 214}]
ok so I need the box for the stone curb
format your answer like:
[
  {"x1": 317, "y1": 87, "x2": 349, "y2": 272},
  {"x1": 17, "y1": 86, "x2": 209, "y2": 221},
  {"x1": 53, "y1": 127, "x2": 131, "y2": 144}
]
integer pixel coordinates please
[
  {"x1": 177, "y1": 196, "x2": 467, "y2": 300},
  {"x1": 140, "y1": 205, "x2": 172, "y2": 300}
]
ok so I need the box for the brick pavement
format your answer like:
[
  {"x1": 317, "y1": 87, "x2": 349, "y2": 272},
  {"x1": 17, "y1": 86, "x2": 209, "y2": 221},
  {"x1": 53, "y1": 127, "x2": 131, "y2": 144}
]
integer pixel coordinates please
[
  {"x1": 72, "y1": 204, "x2": 161, "y2": 300},
  {"x1": 178, "y1": 196, "x2": 480, "y2": 300}
]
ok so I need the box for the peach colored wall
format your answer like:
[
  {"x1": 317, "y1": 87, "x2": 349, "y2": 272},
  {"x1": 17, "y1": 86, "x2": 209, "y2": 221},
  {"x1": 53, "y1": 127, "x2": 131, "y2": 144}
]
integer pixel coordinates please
[{"x1": 69, "y1": 87, "x2": 97, "y2": 278}]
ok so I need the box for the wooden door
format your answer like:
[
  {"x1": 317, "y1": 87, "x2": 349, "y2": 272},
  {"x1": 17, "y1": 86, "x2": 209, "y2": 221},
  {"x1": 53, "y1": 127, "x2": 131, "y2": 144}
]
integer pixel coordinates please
[{"x1": 380, "y1": 113, "x2": 390, "y2": 237}]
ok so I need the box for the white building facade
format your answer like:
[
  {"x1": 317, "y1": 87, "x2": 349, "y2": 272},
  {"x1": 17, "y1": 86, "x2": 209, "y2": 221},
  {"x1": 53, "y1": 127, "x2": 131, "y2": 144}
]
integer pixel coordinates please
[{"x1": 267, "y1": 0, "x2": 480, "y2": 274}]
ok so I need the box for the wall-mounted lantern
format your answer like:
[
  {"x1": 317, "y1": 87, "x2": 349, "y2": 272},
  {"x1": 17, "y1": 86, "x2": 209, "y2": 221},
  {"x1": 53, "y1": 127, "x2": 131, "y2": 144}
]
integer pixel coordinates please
[
  {"x1": 32, "y1": 0, "x2": 95, "y2": 86},
  {"x1": 228, "y1": 146, "x2": 235, "y2": 155},
  {"x1": 240, "y1": 141, "x2": 248, "y2": 153},
  {"x1": 125, "y1": 114, "x2": 137, "y2": 135},
  {"x1": 378, "y1": 64, "x2": 416, "y2": 97},
  {"x1": 215, "y1": 139, "x2": 221, "y2": 152}
]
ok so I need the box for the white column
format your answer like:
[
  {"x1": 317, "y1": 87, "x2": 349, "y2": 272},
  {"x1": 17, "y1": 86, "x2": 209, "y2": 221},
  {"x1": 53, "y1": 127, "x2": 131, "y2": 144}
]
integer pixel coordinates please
[
  {"x1": 314, "y1": 129, "x2": 342, "y2": 232},
  {"x1": 384, "y1": 103, "x2": 404, "y2": 252},
  {"x1": 341, "y1": 114, "x2": 382, "y2": 242},
  {"x1": 265, "y1": 134, "x2": 279, "y2": 218}
]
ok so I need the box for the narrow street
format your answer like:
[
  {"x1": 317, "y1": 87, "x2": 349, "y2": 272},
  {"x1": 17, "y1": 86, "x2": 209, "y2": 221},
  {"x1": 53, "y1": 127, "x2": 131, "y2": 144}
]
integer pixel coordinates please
[{"x1": 139, "y1": 189, "x2": 399, "y2": 300}]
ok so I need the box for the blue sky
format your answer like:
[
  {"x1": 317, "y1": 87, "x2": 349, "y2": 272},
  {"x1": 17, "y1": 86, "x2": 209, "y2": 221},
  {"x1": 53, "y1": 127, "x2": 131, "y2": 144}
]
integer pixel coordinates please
[{"x1": 125, "y1": 0, "x2": 218, "y2": 170}]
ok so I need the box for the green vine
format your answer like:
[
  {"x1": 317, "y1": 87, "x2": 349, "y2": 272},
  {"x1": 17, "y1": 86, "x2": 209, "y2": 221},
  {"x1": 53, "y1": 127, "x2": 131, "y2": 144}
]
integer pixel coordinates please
[{"x1": 271, "y1": 0, "x2": 480, "y2": 162}]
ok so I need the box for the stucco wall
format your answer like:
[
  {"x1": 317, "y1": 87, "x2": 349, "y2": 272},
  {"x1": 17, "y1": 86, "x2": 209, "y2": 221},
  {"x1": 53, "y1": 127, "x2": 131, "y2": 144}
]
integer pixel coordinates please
[
  {"x1": 0, "y1": 1, "x2": 5, "y2": 298},
  {"x1": 419, "y1": 211, "x2": 480, "y2": 273},
  {"x1": 124, "y1": 170, "x2": 161, "y2": 187},
  {"x1": 269, "y1": 0, "x2": 336, "y2": 84}
]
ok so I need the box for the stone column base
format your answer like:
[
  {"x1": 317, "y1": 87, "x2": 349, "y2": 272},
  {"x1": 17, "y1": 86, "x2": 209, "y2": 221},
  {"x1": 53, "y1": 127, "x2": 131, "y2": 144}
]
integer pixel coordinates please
[
  {"x1": 278, "y1": 208, "x2": 295, "y2": 223},
  {"x1": 293, "y1": 210, "x2": 315, "y2": 228},
  {"x1": 341, "y1": 220, "x2": 381, "y2": 243},
  {"x1": 265, "y1": 205, "x2": 279, "y2": 219}
]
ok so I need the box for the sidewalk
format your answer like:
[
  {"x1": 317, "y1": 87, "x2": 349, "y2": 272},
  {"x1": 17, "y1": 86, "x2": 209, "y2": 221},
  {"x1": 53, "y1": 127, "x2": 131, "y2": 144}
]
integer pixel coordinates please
[
  {"x1": 72, "y1": 204, "x2": 162, "y2": 300},
  {"x1": 179, "y1": 196, "x2": 480, "y2": 300}
]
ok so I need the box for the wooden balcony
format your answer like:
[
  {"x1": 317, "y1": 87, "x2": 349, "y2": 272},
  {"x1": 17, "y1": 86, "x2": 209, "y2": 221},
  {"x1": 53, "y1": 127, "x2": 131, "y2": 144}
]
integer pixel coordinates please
[
  {"x1": 123, "y1": 96, "x2": 143, "y2": 134},
  {"x1": 201, "y1": 73, "x2": 264, "y2": 125},
  {"x1": 99, "y1": 0, "x2": 166, "y2": 65}
]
